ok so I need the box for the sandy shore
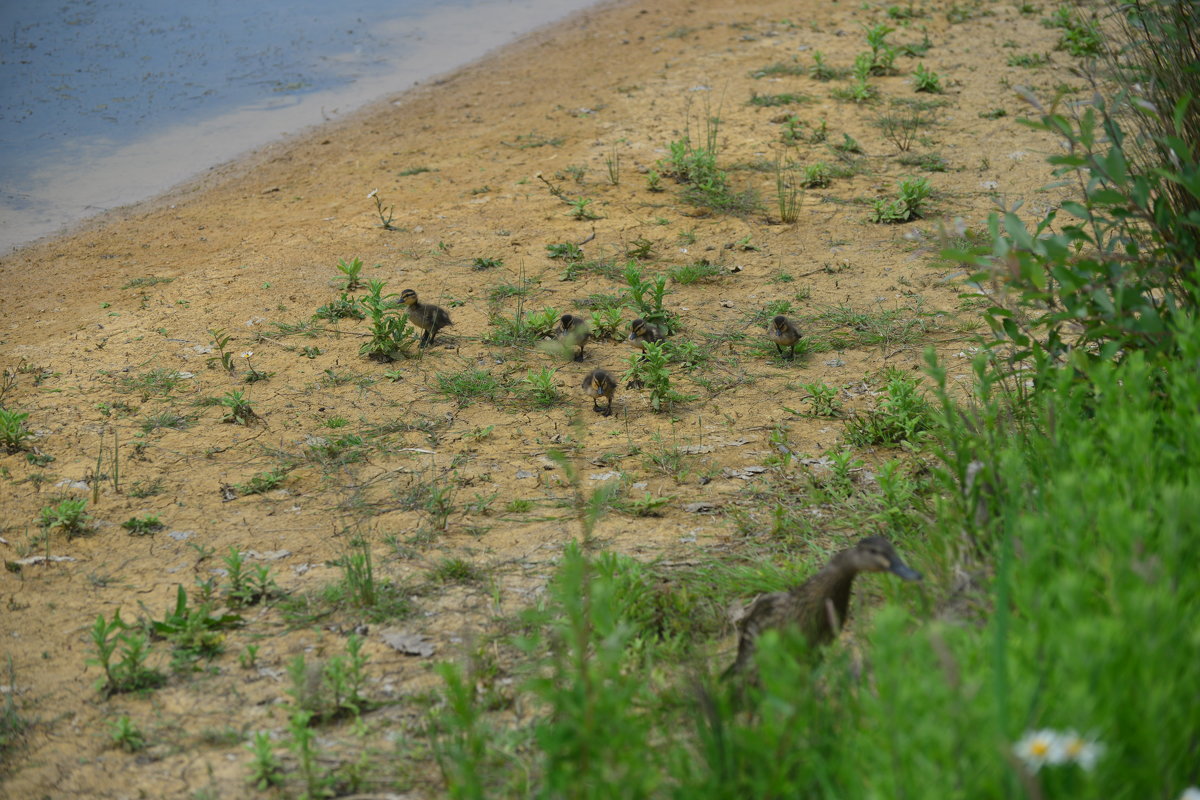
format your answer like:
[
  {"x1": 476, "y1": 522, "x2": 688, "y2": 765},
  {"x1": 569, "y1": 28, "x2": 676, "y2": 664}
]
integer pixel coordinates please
[{"x1": 0, "y1": 0, "x2": 1071, "y2": 795}]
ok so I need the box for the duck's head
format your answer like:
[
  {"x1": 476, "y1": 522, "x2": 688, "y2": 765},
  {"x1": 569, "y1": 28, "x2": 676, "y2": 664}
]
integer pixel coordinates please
[
  {"x1": 770, "y1": 315, "x2": 790, "y2": 332},
  {"x1": 847, "y1": 536, "x2": 922, "y2": 580},
  {"x1": 628, "y1": 318, "x2": 651, "y2": 342},
  {"x1": 399, "y1": 289, "x2": 418, "y2": 306},
  {"x1": 581, "y1": 368, "x2": 613, "y2": 395}
]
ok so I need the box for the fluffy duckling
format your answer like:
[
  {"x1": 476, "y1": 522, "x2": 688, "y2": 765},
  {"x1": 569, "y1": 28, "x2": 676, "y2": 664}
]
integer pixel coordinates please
[
  {"x1": 767, "y1": 314, "x2": 802, "y2": 360},
  {"x1": 626, "y1": 318, "x2": 666, "y2": 388},
  {"x1": 627, "y1": 317, "x2": 666, "y2": 351},
  {"x1": 399, "y1": 289, "x2": 453, "y2": 347},
  {"x1": 723, "y1": 536, "x2": 921, "y2": 678},
  {"x1": 556, "y1": 314, "x2": 590, "y2": 362},
  {"x1": 581, "y1": 368, "x2": 617, "y2": 416}
]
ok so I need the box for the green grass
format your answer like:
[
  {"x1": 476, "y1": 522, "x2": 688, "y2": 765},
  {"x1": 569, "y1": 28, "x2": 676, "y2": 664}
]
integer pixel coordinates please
[
  {"x1": 434, "y1": 370, "x2": 504, "y2": 407},
  {"x1": 1007, "y1": 52, "x2": 1050, "y2": 67},
  {"x1": 747, "y1": 92, "x2": 810, "y2": 107},
  {"x1": 749, "y1": 61, "x2": 806, "y2": 79},
  {"x1": 116, "y1": 369, "x2": 186, "y2": 397},
  {"x1": 668, "y1": 260, "x2": 723, "y2": 284},
  {"x1": 121, "y1": 276, "x2": 174, "y2": 289},
  {"x1": 897, "y1": 152, "x2": 949, "y2": 172}
]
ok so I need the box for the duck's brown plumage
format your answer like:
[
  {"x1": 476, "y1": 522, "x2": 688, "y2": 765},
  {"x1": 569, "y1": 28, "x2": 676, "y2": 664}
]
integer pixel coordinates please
[
  {"x1": 581, "y1": 368, "x2": 617, "y2": 416},
  {"x1": 724, "y1": 536, "x2": 921, "y2": 677},
  {"x1": 767, "y1": 315, "x2": 802, "y2": 360},
  {"x1": 626, "y1": 318, "x2": 667, "y2": 388},
  {"x1": 627, "y1": 318, "x2": 666, "y2": 350},
  {"x1": 400, "y1": 289, "x2": 453, "y2": 347},
  {"x1": 557, "y1": 314, "x2": 590, "y2": 362}
]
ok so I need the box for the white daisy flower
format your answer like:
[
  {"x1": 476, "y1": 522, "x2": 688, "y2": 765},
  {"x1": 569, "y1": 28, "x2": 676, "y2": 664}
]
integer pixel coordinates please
[
  {"x1": 1180, "y1": 788, "x2": 1200, "y2": 800},
  {"x1": 1013, "y1": 729, "x2": 1060, "y2": 772},
  {"x1": 1058, "y1": 730, "x2": 1103, "y2": 771},
  {"x1": 240, "y1": 351, "x2": 254, "y2": 358}
]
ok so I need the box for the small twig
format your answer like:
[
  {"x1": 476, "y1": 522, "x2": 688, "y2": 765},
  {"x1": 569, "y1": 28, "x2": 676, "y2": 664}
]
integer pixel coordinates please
[
  {"x1": 535, "y1": 173, "x2": 570, "y2": 203},
  {"x1": 576, "y1": 227, "x2": 597, "y2": 247}
]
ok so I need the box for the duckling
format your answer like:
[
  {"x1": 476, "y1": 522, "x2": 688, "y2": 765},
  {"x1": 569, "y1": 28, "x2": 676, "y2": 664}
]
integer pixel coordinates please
[
  {"x1": 556, "y1": 314, "x2": 590, "y2": 362},
  {"x1": 626, "y1": 318, "x2": 666, "y2": 388},
  {"x1": 399, "y1": 289, "x2": 453, "y2": 347},
  {"x1": 627, "y1": 317, "x2": 666, "y2": 351},
  {"x1": 723, "y1": 536, "x2": 921, "y2": 678},
  {"x1": 767, "y1": 314, "x2": 802, "y2": 360},
  {"x1": 581, "y1": 368, "x2": 617, "y2": 416}
]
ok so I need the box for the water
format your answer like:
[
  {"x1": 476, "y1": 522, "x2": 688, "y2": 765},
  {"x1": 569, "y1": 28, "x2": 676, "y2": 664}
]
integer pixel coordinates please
[{"x1": 0, "y1": 0, "x2": 597, "y2": 254}]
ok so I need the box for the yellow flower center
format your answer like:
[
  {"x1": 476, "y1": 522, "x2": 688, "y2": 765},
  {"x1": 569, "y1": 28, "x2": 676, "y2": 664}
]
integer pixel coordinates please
[{"x1": 1030, "y1": 740, "x2": 1050, "y2": 757}]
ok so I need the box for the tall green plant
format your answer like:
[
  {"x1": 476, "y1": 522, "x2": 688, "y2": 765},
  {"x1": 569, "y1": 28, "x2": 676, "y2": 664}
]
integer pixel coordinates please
[{"x1": 953, "y1": 92, "x2": 1200, "y2": 369}]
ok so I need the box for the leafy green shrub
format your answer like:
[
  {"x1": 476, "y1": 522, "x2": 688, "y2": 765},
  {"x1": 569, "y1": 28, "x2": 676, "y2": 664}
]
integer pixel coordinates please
[
  {"x1": 800, "y1": 162, "x2": 832, "y2": 188},
  {"x1": 669, "y1": 260, "x2": 723, "y2": 285},
  {"x1": 335, "y1": 256, "x2": 364, "y2": 291},
  {"x1": 870, "y1": 177, "x2": 932, "y2": 223},
  {"x1": 809, "y1": 50, "x2": 838, "y2": 80},
  {"x1": 1043, "y1": 6, "x2": 1103, "y2": 56},
  {"x1": 435, "y1": 369, "x2": 504, "y2": 407},
  {"x1": 624, "y1": 342, "x2": 696, "y2": 412},
  {"x1": 954, "y1": 94, "x2": 1199, "y2": 368},
  {"x1": 88, "y1": 611, "x2": 166, "y2": 697},
  {"x1": 864, "y1": 22, "x2": 898, "y2": 74},
  {"x1": 0, "y1": 407, "x2": 32, "y2": 452},
  {"x1": 843, "y1": 374, "x2": 934, "y2": 446},
  {"x1": 546, "y1": 242, "x2": 583, "y2": 261},
  {"x1": 234, "y1": 469, "x2": 286, "y2": 496},
  {"x1": 657, "y1": 117, "x2": 757, "y2": 213},
  {"x1": 623, "y1": 262, "x2": 678, "y2": 332},
  {"x1": 913, "y1": 62, "x2": 943, "y2": 92},
  {"x1": 38, "y1": 498, "x2": 90, "y2": 536},
  {"x1": 522, "y1": 367, "x2": 561, "y2": 407},
  {"x1": 314, "y1": 292, "x2": 364, "y2": 321},
  {"x1": 359, "y1": 291, "x2": 417, "y2": 361},
  {"x1": 122, "y1": 514, "x2": 163, "y2": 536}
]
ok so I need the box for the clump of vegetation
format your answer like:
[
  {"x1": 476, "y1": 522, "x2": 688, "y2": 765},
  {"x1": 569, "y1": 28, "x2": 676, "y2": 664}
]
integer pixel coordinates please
[
  {"x1": 748, "y1": 92, "x2": 809, "y2": 107},
  {"x1": 1043, "y1": 5, "x2": 1103, "y2": 56},
  {"x1": 657, "y1": 115, "x2": 757, "y2": 213},
  {"x1": 623, "y1": 262, "x2": 678, "y2": 333},
  {"x1": 522, "y1": 367, "x2": 561, "y2": 407},
  {"x1": 1007, "y1": 51, "x2": 1050, "y2": 68},
  {"x1": 0, "y1": 407, "x2": 32, "y2": 452},
  {"x1": 623, "y1": 342, "x2": 696, "y2": 412},
  {"x1": 809, "y1": 50, "x2": 839, "y2": 80},
  {"x1": 471, "y1": 256, "x2": 504, "y2": 270},
  {"x1": 546, "y1": 242, "x2": 583, "y2": 261},
  {"x1": 88, "y1": 611, "x2": 166, "y2": 697},
  {"x1": 435, "y1": 369, "x2": 504, "y2": 407},
  {"x1": 122, "y1": 514, "x2": 163, "y2": 536},
  {"x1": 234, "y1": 469, "x2": 287, "y2": 496},
  {"x1": 864, "y1": 22, "x2": 898, "y2": 75},
  {"x1": 843, "y1": 374, "x2": 934, "y2": 446},
  {"x1": 833, "y1": 53, "x2": 878, "y2": 103},
  {"x1": 668, "y1": 260, "x2": 723, "y2": 285},
  {"x1": 359, "y1": 285, "x2": 417, "y2": 361},
  {"x1": 869, "y1": 177, "x2": 932, "y2": 222},
  {"x1": 874, "y1": 100, "x2": 937, "y2": 152},
  {"x1": 218, "y1": 390, "x2": 258, "y2": 425},
  {"x1": 335, "y1": 256, "x2": 366, "y2": 290},
  {"x1": 800, "y1": 162, "x2": 832, "y2": 188},
  {"x1": 39, "y1": 497, "x2": 91, "y2": 537},
  {"x1": 913, "y1": 62, "x2": 943, "y2": 92}
]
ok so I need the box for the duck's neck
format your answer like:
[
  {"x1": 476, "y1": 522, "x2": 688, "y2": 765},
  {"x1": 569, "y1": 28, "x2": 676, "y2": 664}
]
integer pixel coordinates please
[{"x1": 804, "y1": 553, "x2": 861, "y2": 632}]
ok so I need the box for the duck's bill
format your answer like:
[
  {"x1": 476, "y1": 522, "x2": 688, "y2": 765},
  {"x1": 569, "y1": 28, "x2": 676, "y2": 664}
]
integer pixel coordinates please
[{"x1": 890, "y1": 560, "x2": 922, "y2": 581}]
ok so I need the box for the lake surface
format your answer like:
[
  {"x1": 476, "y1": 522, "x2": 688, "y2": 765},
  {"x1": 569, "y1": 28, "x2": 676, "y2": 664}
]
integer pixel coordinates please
[{"x1": 0, "y1": 0, "x2": 598, "y2": 254}]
